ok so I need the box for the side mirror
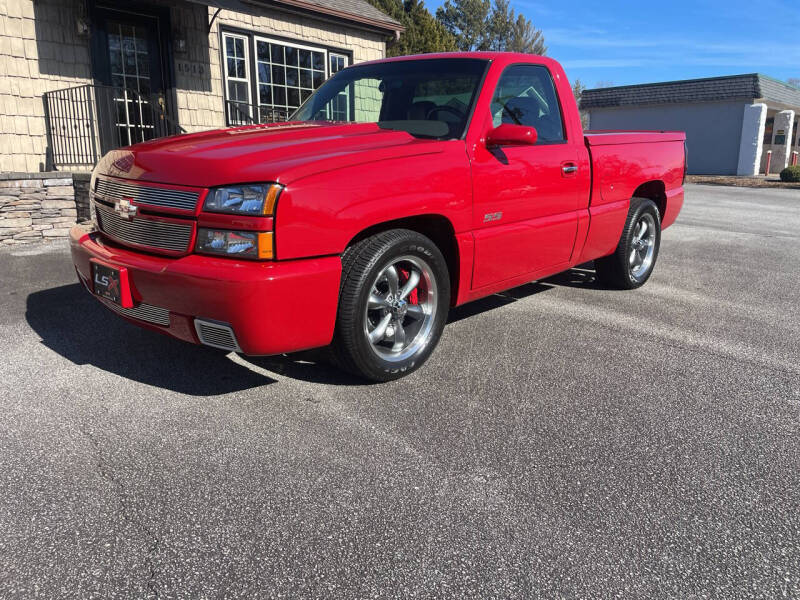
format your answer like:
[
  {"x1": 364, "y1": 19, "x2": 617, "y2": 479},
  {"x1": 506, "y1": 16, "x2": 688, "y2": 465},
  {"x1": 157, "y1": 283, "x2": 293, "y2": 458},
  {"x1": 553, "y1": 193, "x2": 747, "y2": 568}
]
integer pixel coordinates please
[{"x1": 486, "y1": 123, "x2": 537, "y2": 148}]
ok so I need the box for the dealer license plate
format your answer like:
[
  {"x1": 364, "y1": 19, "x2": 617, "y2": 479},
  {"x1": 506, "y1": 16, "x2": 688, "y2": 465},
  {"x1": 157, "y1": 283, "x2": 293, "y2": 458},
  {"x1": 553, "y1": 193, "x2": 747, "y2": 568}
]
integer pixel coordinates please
[{"x1": 92, "y1": 262, "x2": 124, "y2": 305}]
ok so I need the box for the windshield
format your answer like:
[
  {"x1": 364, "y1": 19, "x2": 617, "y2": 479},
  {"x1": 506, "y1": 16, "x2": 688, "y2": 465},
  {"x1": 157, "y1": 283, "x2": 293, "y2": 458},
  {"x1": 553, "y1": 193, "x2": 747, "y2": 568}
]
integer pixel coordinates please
[{"x1": 291, "y1": 58, "x2": 488, "y2": 140}]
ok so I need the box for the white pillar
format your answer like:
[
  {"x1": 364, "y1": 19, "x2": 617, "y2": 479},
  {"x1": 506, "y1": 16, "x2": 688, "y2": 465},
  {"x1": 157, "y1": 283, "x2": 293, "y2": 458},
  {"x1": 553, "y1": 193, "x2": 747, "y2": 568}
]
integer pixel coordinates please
[
  {"x1": 771, "y1": 110, "x2": 795, "y2": 173},
  {"x1": 737, "y1": 103, "x2": 767, "y2": 176}
]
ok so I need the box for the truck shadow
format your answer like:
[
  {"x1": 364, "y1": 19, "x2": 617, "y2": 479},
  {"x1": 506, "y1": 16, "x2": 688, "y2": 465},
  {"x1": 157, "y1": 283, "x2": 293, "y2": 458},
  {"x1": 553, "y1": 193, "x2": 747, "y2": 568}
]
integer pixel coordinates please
[
  {"x1": 25, "y1": 283, "x2": 277, "y2": 396},
  {"x1": 542, "y1": 263, "x2": 626, "y2": 291},
  {"x1": 447, "y1": 281, "x2": 554, "y2": 323},
  {"x1": 246, "y1": 281, "x2": 558, "y2": 383},
  {"x1": 26, "y1": 267, "x2": 606, "y2": 391},
  {"x1": 246, "y1": 351, "x2": 367, "y2": 386}
]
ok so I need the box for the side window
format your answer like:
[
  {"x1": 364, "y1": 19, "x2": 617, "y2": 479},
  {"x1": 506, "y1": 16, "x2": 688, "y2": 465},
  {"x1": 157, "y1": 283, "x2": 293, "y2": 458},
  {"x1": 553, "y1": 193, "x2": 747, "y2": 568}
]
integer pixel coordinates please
[
  {"x1": 222, "y1": 33, "x2": 252, "y2": 125},
  {"x1": 327, "y1": 53, "x2": 350, "y2": 120},
  {"x1": 490, "y1": 64, "x2": 565, "y2": 143},
  {"x1": 254, "y1": 38, "x2": 327, "y2": 121},
  {"x1": 329, "y1": 53, "x2": 348, "y2": 75},
  {"x1": 763, "y1": 117, "x2": 774, "y2": 145}
]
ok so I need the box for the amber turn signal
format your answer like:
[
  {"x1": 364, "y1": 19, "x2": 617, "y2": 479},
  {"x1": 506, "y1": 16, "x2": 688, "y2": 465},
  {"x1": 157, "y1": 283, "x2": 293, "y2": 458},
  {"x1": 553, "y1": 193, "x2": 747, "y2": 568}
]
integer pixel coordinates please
[
  {"x1": 263, "y1": 184, "x2": 282, "y2": 216},
  {"x1": 196, "y1": 229, "x2": 274, "y2": 260},
  {"x1": 257, "y1": 232, "x2": 274, "y2": 259}
]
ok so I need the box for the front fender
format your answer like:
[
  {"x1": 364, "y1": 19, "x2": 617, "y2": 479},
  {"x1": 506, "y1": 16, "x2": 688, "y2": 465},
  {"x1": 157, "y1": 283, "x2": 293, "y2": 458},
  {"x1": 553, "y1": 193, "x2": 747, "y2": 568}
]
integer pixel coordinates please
[{"x1": 274, "y1": 141, "x2": 472, "y2": 260}]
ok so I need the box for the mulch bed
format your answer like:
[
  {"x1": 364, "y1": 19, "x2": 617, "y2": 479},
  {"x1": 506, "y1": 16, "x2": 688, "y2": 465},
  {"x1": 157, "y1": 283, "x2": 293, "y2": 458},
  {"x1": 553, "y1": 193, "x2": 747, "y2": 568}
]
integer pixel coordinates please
[{"x1": 687, "y1": 175, "x2": 800, "y2": 190}]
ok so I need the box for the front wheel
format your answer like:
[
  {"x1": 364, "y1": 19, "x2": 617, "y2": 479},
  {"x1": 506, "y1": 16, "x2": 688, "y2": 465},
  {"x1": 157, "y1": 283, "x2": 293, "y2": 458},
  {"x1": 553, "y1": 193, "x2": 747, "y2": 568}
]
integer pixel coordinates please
[
  {"x1": 595, "y1": 197, "x2": 661, "y2": 289},
  {"x1": 331, "y1": 229, "x2": 450, "y2": 382}
]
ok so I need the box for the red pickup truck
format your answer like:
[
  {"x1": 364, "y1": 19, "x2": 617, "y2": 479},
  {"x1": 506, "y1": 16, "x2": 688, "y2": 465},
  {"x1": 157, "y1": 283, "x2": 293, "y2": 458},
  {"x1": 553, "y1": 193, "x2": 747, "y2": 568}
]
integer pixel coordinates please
[{"x1": 70, "y1": 52, "x2": 685, "y2": 381}]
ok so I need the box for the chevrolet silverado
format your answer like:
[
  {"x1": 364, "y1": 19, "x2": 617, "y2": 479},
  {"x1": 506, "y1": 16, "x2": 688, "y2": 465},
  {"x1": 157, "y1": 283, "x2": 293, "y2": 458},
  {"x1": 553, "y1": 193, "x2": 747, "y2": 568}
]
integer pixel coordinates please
[{"x1": 70, "y1": 52, "x2": 686, "y2": 381}]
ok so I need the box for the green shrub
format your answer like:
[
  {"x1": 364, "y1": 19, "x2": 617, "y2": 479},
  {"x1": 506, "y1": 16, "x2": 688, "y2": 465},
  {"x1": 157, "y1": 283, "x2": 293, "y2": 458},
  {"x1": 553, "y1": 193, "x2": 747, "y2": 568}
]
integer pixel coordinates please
[{"x1": 780, "y1": 165, "x2": 800, "y2": 182}]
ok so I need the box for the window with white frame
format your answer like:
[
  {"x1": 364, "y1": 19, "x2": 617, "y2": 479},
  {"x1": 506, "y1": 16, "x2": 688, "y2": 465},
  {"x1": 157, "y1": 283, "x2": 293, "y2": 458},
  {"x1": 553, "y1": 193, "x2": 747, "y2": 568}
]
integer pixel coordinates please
[
  {"x1": 220, "y1": 30, "x2": 349, "y2": 125},
  {"x1": 254, "y1": 37, "x2": 326, "y2": 121},
  {"x1": 330, "y1": 53, "x2": 347, "y2": 75},
  {"x1": 328, "y1": 53, "x2": 350, "y2": 120},
  {"x1": 222, "y1": 33, "x2": 252, "y2": 125},
  {"x1": 107, "y1": 21, "x2": 156, "y2": 145}
]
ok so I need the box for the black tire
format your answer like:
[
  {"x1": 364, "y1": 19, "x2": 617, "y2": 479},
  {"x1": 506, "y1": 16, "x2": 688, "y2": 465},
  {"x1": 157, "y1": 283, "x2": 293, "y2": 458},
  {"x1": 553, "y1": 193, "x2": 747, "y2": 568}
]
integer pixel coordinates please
[
  {"x1": 331, "y1": 229, "x2": 450, "y2": 382},
  {"x1": 595, "y1": 197, "x2": 661, "y2": 290}
]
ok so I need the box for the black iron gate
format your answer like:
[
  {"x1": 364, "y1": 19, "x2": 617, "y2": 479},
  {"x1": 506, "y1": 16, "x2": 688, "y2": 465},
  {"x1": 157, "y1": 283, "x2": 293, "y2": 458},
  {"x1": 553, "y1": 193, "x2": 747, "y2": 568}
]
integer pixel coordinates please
[{"x1": 43, "y1": 84, "x2": 184, "y2": 169}]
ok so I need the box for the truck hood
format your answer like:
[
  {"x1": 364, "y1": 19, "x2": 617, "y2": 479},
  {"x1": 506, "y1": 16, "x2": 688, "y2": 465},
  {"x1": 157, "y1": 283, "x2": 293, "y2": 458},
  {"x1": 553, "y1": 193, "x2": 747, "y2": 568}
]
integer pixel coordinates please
[{"x1": 96, "y1": 122, "x2": 445, "y2": 188}]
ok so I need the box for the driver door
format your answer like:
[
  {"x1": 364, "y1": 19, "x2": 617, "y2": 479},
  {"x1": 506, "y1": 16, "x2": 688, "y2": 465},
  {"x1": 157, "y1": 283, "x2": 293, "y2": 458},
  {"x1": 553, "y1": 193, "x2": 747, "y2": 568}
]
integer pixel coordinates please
[{"x1": 469, "y1": 64, "x2": 590, "y2": 289}]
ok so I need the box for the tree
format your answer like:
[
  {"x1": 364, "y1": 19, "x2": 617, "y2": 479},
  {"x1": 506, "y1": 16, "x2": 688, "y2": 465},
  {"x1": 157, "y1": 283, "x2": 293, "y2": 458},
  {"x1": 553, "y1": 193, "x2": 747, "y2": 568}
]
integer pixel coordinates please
[
  {"x1": 436, "y1": 0, "x2": 545, "y2": 53},
  {"x1": 435, "y1": 0, "x2": 491, "y2": 52},
  {"x1": 368, "y1": 0, "x2": 458, "y2": 57},
  {"x1": 484, "y1": 0, "x2": 546, "y2": 54},
  {"x1": 788, "y1": 78, "x2": 800, "y2": 89},
  {"x1": 436, "y1": 0, "x2": 546, "y2": 53},
  {"x1": 572, "y1": 78, "x2": 585, "y2": 103},
  {"x1": 572, "y1": 78, "x2": 589, "y2": 129}
]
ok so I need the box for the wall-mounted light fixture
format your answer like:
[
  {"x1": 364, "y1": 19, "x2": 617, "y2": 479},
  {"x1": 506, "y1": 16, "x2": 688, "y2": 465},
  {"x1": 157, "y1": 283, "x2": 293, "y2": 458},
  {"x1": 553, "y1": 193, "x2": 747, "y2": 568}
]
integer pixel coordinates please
[
  {"x1": 76, "y1": 17, "x2": 89, "y2": 36},
  {"x1": 174, "y1": 33, "x2": 187, "y2": 54}
]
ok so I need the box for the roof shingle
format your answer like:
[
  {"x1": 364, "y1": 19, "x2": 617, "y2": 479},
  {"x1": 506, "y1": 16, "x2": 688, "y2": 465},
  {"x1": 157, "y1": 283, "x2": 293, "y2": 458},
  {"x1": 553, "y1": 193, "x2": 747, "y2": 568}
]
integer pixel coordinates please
[
  {"x1": 580, "y1": 74, "x2": 800, "y2": 110},
  {"x1": 200, "y1": 0, "x2": 401, "y2": 31},
  {"x1": 298, "y1": 0, "x2": 401, "y2": 26}
]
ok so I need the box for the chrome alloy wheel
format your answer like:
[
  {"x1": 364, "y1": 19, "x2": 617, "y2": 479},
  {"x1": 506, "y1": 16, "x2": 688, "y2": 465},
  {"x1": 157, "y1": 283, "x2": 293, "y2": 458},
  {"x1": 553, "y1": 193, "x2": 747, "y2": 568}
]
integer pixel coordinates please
[
  {"x1": 629, "y1": 212, "x2": 657, "y2": 280},
  {"x1": 364, "y1": 255, "x2": 437, "y2": 362}
]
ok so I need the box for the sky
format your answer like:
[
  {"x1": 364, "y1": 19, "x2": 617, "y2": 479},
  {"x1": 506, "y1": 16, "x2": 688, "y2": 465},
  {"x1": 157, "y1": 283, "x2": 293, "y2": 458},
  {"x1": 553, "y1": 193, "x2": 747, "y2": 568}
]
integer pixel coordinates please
[{"x1": 424, "y1": 0, "x2": 800, "y2": 89}]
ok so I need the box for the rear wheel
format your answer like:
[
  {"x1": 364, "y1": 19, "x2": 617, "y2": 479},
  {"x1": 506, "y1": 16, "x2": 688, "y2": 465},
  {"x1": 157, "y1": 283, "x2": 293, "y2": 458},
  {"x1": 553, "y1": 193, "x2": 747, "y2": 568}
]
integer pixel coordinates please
[
  {"x1": 595, "y1": 197, "x2": 661, "y2": 289},
  {"x1": 332, "y1": 229, "x2": 450, "y2": 381}
]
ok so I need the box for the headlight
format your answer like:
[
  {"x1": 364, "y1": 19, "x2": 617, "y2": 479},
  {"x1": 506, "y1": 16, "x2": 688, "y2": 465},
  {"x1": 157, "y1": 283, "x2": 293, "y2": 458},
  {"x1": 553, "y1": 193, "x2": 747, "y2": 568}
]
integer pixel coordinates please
[
  {"x1": 195, "y1": 228, "x2": 274, "y2": 260},
  {"x1": 203, "y1": 183, "x2": 282, "y2": 216}
]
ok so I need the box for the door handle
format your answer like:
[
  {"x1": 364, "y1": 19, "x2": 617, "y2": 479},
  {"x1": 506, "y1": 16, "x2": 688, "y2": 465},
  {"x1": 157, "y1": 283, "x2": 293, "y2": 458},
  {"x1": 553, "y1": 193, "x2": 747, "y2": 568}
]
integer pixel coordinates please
[{"x1": 562, "y1": 165, "x2": 578, "y2": 173}]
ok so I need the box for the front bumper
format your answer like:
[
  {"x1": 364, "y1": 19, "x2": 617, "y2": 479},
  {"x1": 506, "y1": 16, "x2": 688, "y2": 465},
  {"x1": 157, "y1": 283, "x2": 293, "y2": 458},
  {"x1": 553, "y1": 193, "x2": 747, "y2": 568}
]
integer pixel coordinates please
[{"x1": 70, "y1": 225, "x2": 341, "y2": 355}]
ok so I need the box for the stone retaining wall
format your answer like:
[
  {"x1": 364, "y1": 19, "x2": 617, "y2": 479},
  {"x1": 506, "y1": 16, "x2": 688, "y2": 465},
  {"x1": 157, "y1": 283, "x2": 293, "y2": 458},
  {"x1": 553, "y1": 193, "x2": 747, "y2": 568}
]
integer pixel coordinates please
[{"x1": 0, "y1": 172, "x2": 83, "y2": 245}]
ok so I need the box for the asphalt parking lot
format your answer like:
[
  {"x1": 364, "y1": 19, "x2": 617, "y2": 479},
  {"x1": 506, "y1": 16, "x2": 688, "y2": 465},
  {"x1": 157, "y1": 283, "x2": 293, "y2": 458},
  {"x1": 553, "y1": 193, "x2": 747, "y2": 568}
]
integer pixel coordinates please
[{"x1": 1, "y1": 183, "x2": 798, "y2": 599}]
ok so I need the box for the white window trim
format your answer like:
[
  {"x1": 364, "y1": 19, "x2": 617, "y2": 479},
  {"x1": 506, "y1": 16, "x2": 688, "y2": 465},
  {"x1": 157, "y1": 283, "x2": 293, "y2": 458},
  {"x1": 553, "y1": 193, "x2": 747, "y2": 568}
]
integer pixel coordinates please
[
  {"x1": 329, "y1": 52, "x2": 349, "y2": 74},
  {"x1": 253, "y1": 35, "x2": 330, "y2": 115},
  {"x1": 326, "y1": 53, "x2": 350, "y2": 120},
  {"x1": 219, "y1": 29, "x2": 352, "y2": 125},
  {"x1": 254, "y1": 35, "x2": 331, "y2": 61},
  {"x1": 222, "y1": 32, "x2": 252, "y2": 121}
]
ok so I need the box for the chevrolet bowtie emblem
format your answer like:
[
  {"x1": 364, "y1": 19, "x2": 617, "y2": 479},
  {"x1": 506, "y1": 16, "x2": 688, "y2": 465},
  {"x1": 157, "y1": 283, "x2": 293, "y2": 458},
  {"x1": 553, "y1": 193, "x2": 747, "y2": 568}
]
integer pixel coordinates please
[{"x1": 114, "y1": 197, "x2": 137, "y2": 220}]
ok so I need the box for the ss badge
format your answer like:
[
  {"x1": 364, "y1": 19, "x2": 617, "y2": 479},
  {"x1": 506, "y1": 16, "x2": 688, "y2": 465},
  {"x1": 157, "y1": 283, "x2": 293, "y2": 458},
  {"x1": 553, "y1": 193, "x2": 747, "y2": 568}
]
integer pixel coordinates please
[{"x1": 483, "y1": 212, "x2": 503, "y2": 223}]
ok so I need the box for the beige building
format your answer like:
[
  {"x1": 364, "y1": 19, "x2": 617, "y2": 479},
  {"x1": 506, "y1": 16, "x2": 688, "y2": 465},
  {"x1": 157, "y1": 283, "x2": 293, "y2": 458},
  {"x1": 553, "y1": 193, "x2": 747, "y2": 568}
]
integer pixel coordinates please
[
  {"x1": 581, "y1": 74, "x2": 800, "y2": 176},
  {"x1": 0, "y1": 0, "x2": 401, "y2": 173}
]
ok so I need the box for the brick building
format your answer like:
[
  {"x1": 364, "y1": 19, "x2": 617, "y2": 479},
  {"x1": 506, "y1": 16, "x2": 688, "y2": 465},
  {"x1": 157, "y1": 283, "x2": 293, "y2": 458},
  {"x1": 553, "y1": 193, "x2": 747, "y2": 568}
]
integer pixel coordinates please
[
  {"x1": 581, "y1": 74, "x2": 800, "y2": 176},
  {"x1": 0, "y1": 0, "x2": 400, "y2": 244}
]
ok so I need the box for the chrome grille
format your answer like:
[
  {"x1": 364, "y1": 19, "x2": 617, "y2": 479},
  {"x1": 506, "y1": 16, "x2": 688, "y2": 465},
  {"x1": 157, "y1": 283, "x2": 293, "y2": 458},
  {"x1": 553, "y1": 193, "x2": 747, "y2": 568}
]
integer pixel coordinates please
[
  {"x1": 100, "y1": 299, "x2": 171, "y2": 326},
  {"x1": 195, "y1": 319, "x2": 241, "y2": 352},
  {"x1": 95, "y1": 201, "x2": 193, "y2": 253},
  {"x1": 95, "y1": 177, "x2": 200, "y2": 211}
]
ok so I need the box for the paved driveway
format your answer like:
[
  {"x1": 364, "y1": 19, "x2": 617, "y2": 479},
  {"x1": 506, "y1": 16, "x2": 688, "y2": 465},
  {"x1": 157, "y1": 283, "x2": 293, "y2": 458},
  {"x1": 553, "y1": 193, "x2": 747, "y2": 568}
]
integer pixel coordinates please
[{"x1": 1, "y1": 184, "x2": 798, "y2": 598}]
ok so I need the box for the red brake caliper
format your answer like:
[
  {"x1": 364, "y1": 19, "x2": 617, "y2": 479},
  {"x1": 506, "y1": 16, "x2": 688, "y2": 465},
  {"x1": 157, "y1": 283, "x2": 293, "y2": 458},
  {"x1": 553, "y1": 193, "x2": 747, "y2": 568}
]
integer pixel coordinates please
[{"x1": 399, "y1": 268, "x2": 418, "y2": 304}]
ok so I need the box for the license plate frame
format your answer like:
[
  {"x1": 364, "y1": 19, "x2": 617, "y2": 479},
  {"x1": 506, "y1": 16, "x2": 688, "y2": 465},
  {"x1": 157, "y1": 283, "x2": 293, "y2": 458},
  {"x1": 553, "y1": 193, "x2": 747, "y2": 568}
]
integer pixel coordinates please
[{"x1": 90, "y1": 259, "x2": 134, "y2": 308}]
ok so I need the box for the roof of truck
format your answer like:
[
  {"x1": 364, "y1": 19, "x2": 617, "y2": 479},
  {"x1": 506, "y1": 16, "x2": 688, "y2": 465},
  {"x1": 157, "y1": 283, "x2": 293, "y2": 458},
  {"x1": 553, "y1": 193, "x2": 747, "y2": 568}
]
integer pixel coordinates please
[{"x1": 357, "y1": 52, "x2": 559, "y2": 68}]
